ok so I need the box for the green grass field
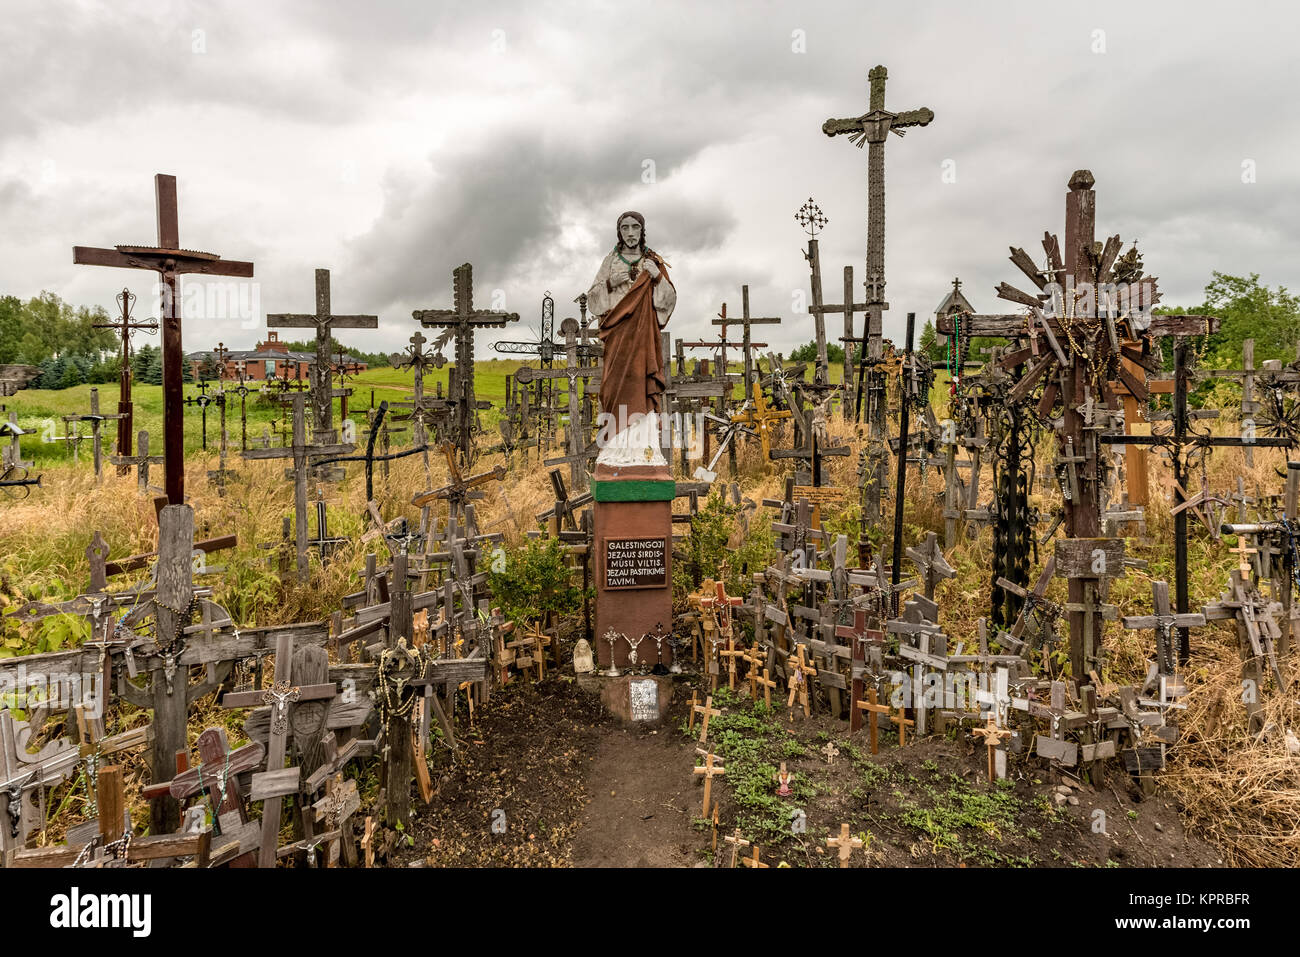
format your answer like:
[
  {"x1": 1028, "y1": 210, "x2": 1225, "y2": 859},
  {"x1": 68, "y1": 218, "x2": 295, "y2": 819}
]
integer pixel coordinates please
[{"x1": 4, "y1": 356, "x2": 849, "y2": 467}]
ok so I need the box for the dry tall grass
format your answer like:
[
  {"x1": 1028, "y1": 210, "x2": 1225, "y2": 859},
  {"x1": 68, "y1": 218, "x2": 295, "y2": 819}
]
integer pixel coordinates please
[{"x1": 2, "y1": 403, "x2": 1297, "y2": 865}]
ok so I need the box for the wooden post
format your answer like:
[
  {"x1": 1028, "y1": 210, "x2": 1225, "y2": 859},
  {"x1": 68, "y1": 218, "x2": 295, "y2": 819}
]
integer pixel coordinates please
[{"x1": 149, "y1": 503, "x2": 194, "y2": 835}]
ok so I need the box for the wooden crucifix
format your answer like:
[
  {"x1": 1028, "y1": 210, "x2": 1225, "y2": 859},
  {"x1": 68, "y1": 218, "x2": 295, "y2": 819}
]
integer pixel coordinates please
[
  {"x1": 823, "y1": 63, "x2": 934, "y2": 430},
  {"x1": 93, "y1": 287, "x2": 157, "y2": 473},
  {"x1": 713, "y1": 285, "x2": 781, "y2": 397},
  {"x1": 413, "y1": 262, "x2": 519, "y2": 463},
  {"x1": 267, "y1": 267, "x2": 378, "y2": 444},
  {"x1": 826, "y1": 822, "x2": 864, "y2": 867},
  {"x1": 1121, "y1": 579, "x2": 1206, "y2": 678},
  {"x1": 221, "y1": 632, "x2": 335, "y2": 867},
  {"x1": 389, "y1": 328, "x2": 446, "y2": 447},
  {"x1": 241, "y1": 392, "x2": 354, "y2": 581},
  {"x1": 693, "y1": 749, "x2": 726, "y2": 818},
  {"x1": 73, "y1": 173, "x2": 255, "y2": 505}
]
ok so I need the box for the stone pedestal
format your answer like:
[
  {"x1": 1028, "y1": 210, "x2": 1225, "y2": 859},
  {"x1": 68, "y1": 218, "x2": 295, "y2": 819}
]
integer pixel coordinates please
[
  {"x1": 578, "y1": 673, "x2": 674, "y2": 727},
  {"x1": 592, "y1": 464, "x2": 675, "y2": 670}
]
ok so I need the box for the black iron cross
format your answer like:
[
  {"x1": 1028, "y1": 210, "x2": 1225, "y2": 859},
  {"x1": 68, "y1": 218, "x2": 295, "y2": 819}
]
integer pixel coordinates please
[{"x1": 1102, "y1": 341, "x2": 1293, "y2": 664}]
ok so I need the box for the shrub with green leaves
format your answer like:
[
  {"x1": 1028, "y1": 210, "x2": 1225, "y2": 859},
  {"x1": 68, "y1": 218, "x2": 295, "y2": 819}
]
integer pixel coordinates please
[{"x1": 486, "y1": 537, "x2": 586, "y2": 628}]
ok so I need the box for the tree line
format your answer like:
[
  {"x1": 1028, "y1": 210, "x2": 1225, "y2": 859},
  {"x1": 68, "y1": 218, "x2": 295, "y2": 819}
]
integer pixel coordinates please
[{"x1": 0, "y1": 291, "x2": 392, "y2": 390}]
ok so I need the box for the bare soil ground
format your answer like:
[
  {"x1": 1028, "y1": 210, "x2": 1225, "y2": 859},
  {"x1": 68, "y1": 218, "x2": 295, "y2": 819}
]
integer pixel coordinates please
[{"x1": 388, "y1": 654, "x2": 1224, "y2": 869}]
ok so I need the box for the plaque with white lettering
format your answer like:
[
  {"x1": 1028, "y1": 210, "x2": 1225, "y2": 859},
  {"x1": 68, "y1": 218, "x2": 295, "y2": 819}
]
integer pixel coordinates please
[
  {"x1": 629, "y1": 679, "x2": 659, "y2": 722},
  {"x1": 602, "y1": 537, "x2": 668, "y2": 590}
]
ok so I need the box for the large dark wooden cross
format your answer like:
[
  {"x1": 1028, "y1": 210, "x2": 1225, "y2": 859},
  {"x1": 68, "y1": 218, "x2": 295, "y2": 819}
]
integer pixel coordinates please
[
  {"x1": 822, "y1": 64, "x2": 934, "y2": 424},
  {"x1": 73, "y1": 173, "x2": 255, "y2": 505},
  {"x1": 413, "y1": 263, "x2": 518, "y2": 463},
  {"x1": 954, "y1": 169, "x2": 1230, "y2": 679},
  {"x1": 92, "y1": 287, "x2": 157, "y2": 472},
  {"x1": 267, "y1": 268, "x2": 378, "y2": 444}
]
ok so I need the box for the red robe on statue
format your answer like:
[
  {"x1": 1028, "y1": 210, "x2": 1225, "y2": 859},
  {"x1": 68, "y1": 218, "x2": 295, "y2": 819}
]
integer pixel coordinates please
[{"x1": 598, "y1": 260, "x2": 672, "y2": 421}]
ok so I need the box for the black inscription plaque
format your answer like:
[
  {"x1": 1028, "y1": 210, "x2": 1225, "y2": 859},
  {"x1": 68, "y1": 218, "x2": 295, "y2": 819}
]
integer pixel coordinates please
[{"x1": 603, "y1": 537, "x2": 668, "y2": 590}]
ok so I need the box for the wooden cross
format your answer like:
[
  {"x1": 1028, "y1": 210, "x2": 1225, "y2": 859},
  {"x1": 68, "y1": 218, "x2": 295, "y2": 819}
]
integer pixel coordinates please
[
  {"x1": 743, "y1": 643, "x2": 767, "y2": 697},
  {"x1": 693, "y1": 750, "x2": 726, "y2": 818},
  {"x1": 107, "y1": 429, "x2": 165, "y2": 496},
  {"x1": 731, "y1": 380, "x2": 792, "y2": 465},
  {"x1": 92, "y1": 286, "x2": 157, "y2": 473},
  {"x1": 754, "y1": 668, "x2": 777, "y2": 709},
  {"x1": 220, "y1": 631, "x2": 336, "y2": 867},
  {"x1": 826, "y1": 822, "x2": 863, "y2": 867},
  {"x1": 267, "y1": 267, "x2": 378, "y2": 443},
  {"x1": 722, "y1": 827, "x2": 751, "y2": 868},
  {"x1": 970, "y1": 716, "x2": 1015, "y2": 782},
  {"x1": 413, "y1": 262, "x2": 519, "y2": 461},
  {"x1": 822, "y1": 741, "x2": 840, "y2": 765},
  {"x1": 242, "y1": 392, "x2": 354, "y2": 581},
  {"x1": 360, "y1": 815, "x2": 377, "y2": 867},
  {"x1": 411, "y1": 442, "x2": 507, "y2": 518},
  {"x1": 1231, "y1": 535, "x2": 1258, "y2": 578},
  {"x1": 905, "y1": 531, "x2": 956, "y2": 601},
  {"x1": 311, "y1": 773, "x2": 360, "y2": 867},
  {"x1": 854, "y1": 687, "x2": 892, "y2": 754},
  {"x1": 61, "y1": 388, "x2": 124, "y2": 481},
  {"x1": 785, "y1": 644, "x2": 819, "y2": 719},
  {"x1": 740, "y1": 845, "x2": 769, "y2": 868},
  {"x1": 1121, "y1": 579, "x2": 1206, "y2": 677},
  {"x1": 693, "y1": 694, "x2": 722, "y2": 743},
  {"x1": 73, "y1": 173, "x2": 255, "y2": 505},
  {"x1": 719, "y1": 636, "x2": 746, "y2": 690},
  {"x1": 891, "y1": 704, "x2": 915, "y2": 747},
  {"x1": 714, "y1": 285, "x2": 781, "y2": 396},
  {"x1": 823, "y1": 64, "x2": 932, "y2": 426}
]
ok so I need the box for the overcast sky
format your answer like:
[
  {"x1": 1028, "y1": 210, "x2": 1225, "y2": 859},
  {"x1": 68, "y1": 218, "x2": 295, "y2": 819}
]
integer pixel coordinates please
[{"x1": 1, "y1": 1, "x2": 1296, "y2": 358}]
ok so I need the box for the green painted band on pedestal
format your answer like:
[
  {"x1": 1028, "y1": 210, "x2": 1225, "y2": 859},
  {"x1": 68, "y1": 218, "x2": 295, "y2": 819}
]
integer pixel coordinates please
[{"x1": 592, "y1": 479, "x2": 677, "y2": 502}]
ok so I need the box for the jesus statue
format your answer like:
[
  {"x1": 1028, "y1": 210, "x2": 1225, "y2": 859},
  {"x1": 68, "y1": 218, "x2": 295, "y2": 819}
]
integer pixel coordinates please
[{"x1": 586, "y1": 211, "x2": 676, "y2": 466}]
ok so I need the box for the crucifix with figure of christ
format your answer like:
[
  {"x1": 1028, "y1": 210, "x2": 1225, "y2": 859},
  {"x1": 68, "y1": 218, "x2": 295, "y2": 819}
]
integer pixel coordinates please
[
  {"x1": 822, "y1": 64, "x2": 934, "y2": 430},
  {"x1": 93, "y1": 287, "x2": 157, "y2": 473},
  {"x1": 413, "y1": 263, "x2": 519, "y2": 465},
  {"x1": 267, "y1": 267, "x2": 378, "y2": 445},
  {"x1": 73, "y1": 173, "x2": 255, "y2": 505}
]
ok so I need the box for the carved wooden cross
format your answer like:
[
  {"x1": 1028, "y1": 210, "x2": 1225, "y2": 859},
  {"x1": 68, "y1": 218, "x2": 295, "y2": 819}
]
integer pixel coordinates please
[
  {"x1": 413, "y1": 262, "x2": 519, "y2": 461},
  {"x1": 73, "y1": 173, "x2": 254, "y2": 505},
  {"x1": 410, "y1": 441, "x2": 507, "y2": 518},
  {"x1": 220, "y1": 631, "x2": 335, "y2": 867},
  {"x1": 854, "y1": 687, "x2": 892, "y2": 754},
  {"x1": 693, "y1": 750, "x2": 725, "y2": 818},
  {"x1": 714, "y1": 285, "x2": 781, "y2": 396},
  {"x1": 722, "y1": 827, "x2": 750, "y2": 868},
  {"x1": 693, "y1": 695, "x2": 722, "y2": 743},
  {"x1": 785, "y1": 644, "x2": 818, "y2": 719},
  {"x1": 267, "y1": 267, "x2": 378, "y2": 444},
  {"x1": 825, "y1": 822, "x2": 863, "y2": 867},
  {"x1": 970, "y1": 716, "x2": 1015, "y2": 783}
]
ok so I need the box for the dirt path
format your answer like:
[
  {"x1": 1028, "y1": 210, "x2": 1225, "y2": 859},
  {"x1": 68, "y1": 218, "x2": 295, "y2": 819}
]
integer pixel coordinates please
[{"x1": 569, "y1": 726, "x2": 699, "y2": 868}]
